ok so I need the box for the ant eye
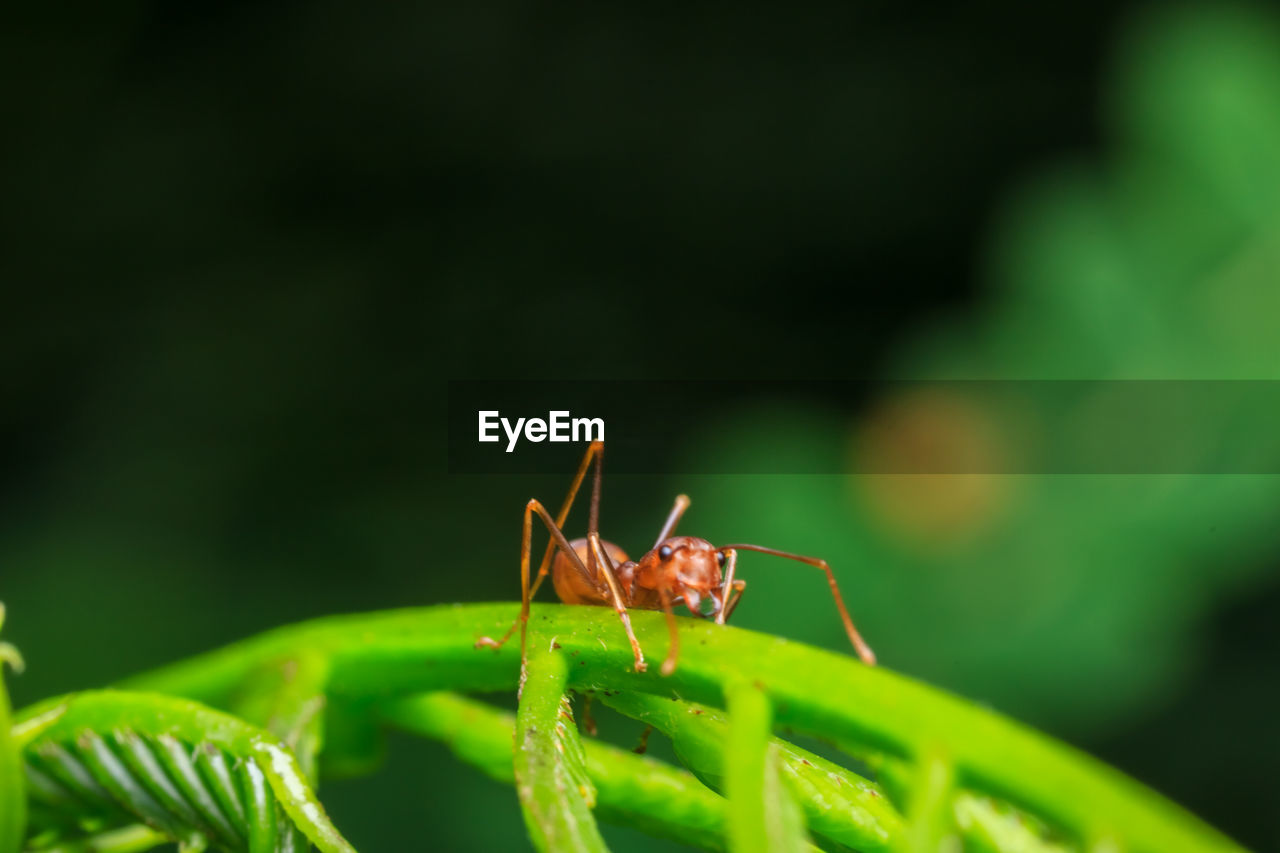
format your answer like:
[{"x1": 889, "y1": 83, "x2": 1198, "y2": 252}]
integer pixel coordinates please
[
  {"x1": 659, "y1": 545, "x2": 673, "y2": 560},
  {"x1": 716, "y1": 552, "x2": 726, "y2": 567}
]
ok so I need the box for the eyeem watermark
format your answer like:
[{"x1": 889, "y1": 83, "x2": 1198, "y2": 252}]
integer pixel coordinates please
[{"x1": 478, "y1": 410, "x2": 605, "y2": 452}]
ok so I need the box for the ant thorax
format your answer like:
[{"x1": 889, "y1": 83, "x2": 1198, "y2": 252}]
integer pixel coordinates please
[{"x1": 599, "y1": 558, "x2": 657, "y2": 610}]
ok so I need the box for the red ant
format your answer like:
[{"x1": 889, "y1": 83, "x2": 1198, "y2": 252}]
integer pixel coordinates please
[{"x1": 477, "y1": 441, "x2": 876, "y2": 676}]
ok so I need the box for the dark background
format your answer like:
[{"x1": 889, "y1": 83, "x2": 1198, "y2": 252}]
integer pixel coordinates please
[{"x1": 3, "y1": 2, "x2": 1278, "y2": 851}]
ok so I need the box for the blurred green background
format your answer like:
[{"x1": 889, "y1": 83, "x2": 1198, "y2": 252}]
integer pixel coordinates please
[{"x1": 3, "y1": 2, "x2": 1279, "y2": 851}]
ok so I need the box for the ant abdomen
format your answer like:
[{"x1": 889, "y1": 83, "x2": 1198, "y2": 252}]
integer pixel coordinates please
[{"x1": 552, "y1": 537, "x2": 631, "y2": 606}]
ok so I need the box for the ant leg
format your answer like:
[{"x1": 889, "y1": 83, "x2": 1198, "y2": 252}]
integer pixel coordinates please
[
  {"x1": 633, "y1": 725, "x2": 654, "y2": 754},
  {"x1": 476, "y1": 498, "x2": 596, "y2": 661},
  {"x1": 656, "y1": 587, "x2": 681, "y2": 676},
  {"x1": 487, "y1": 442, "x2": 647, "y2": 672},
  {"x1": 715, "y1": 548, "x2": 738, "y2": 625},
  {"x1": 538, "y1": 440, "x2": 603, "y2": 598},
  {"x1": 476, "y1": 441, "x2": 603, "y2": 649},
  {"x1": 720, "y1": 543, "x2": 876, "y2": 666},
  {"x1": 723, "y1": 580, "x2": 747, "y2": 620},
  {"x1": 588, "y1": 535, "x2": 648, "y2": 673},
  {"x1": 586, "y1": 439, "x2": 605, "y2": 578},
  {"x1": 653, "y1": 494, "x2": 692, "y2": 547},
  {"x1": 581, "y1": 446, "x2": 650, "y2": 672}
]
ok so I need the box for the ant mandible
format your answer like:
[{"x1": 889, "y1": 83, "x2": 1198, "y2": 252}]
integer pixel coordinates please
[{"x1": 476, "y1": 441, "x2": 876, "y2": 676}]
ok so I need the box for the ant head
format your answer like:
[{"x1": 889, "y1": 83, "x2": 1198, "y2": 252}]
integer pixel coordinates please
[{"x1": 636, "y1": 535, "x2": 725, "y2": 616}]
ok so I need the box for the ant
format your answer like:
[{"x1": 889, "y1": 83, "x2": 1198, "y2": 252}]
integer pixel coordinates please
[{"x1": 476, "y1": 441, "x2": 876, "y2": 676}]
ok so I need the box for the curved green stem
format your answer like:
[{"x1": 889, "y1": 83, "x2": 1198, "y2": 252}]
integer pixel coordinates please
[
  {"x1": 514, "y1": 649, "x2": 606, "y2": 853},
  {"x1": 724, "y1": 680, "x2": 808, "y2": 853},
  {"x1": 100, "y1": 603, "x2": 1240, "y2": 853},
  {"x1": 227, "y1": 651, "x2": 331, "y2": 782},
  {"x1": 897, "y1": 751, "x2": 958, "y2": 853}
]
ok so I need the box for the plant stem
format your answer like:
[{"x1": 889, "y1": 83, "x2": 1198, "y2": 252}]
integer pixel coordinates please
[
  {"x1": 513, "y1": 648, "x2": 607, "y2": 853},
  {"x1": 724, "y1": 680, "x2": 808, "y2": 852}
]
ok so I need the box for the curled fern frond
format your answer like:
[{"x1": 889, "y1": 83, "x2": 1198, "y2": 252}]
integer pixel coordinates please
[
  {"x1": 13, "y1": 691, "x2": 353, "y2": 853},
  {"x1": 115, "y1": 603, "x2": 1242, "y2": 853}
]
